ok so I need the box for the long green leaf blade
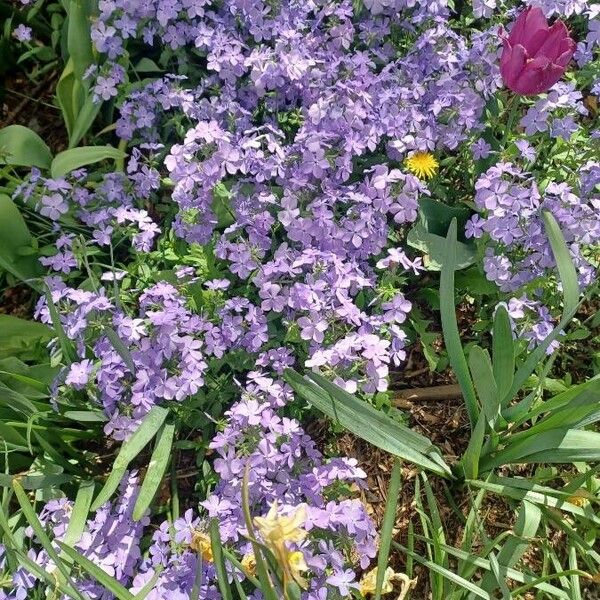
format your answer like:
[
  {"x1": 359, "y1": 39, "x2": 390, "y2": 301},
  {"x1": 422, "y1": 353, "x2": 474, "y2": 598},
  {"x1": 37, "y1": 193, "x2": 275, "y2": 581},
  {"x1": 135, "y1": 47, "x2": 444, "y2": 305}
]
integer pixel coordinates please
[
  {"x1": 91, "y1": 406, "x2": 168, "y2": 510},
  {"x1": 132, "y1": 422, "x2": 175, "y2": 520},
  {"x1": 439, "y1": 219, "x2": 478, "y2": 428}
]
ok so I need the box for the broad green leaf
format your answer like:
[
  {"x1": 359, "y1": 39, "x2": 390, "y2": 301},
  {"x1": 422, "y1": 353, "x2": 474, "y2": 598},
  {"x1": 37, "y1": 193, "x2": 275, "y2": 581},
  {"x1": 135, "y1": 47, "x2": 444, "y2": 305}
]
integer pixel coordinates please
[
  {"x1": 0, "y1": 125, "x2": 52, "y2": 168},
  {"x1": 374, "y1": 459, "x2": 402, "y2": 600},
  {"x1": 0, "y1": 473, "x2": 71, "y2": 489},
  {"x1": 407, "y1": 222, "x2": 476, "y2": 271},
  {"x1": 492, "y1": 305, "x2": 514, "y2": 402},
  {"x1": 132, "y1": 422, "x2": 175, "y2": 520},
  {"x1": 285, "y1": 370, "x2": 452, "y2": 477},
  {"x1": 56, "y1": 58, "x2": 78, "y2": 137},
  {"x1": 439, "y1": 219, "x2": 478, "y2": 428},
  {"x1": 57, "y1": 542, "x2": 135, "y2": 600},
  {"x1": 460, "y1": 413, "x2": 486, "y2": 479},
  {"x1": 0, "y1": 315, "x2": 53, "y2": 359},
  {"x1": 51, "y1": 145, "x2": 127, "y2": 179},
  {"x1": 0, "y1": 194, "x2": 42, "y2": 286},
  {"x1": 91, "y1": 406, "x2": 169, "y2": 510},
  {"x1": 63, "y1": 480, "x2": 95, "y2": 547}
]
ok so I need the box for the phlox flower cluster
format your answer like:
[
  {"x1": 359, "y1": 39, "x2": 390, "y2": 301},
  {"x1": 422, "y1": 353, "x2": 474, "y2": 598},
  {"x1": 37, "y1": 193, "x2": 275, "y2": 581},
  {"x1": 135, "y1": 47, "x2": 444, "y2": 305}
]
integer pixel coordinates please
[
  {"x1": 0, "y1": 381, "x2": 377, "y2": 600},
  {"x1": 466, "y1": 161, "x2": 600, "y2": 293}
]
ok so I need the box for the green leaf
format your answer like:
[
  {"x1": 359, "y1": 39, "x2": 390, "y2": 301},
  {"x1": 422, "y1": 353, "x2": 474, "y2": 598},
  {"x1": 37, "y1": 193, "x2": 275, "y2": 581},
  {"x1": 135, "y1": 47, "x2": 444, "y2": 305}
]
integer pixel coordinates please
[
  {"x1": 482, "y1": 429, "x2": 600, "y2": 470},
  {"x1": 69, "y1": 92, "x2": 102, "y2": 148},
  {"x1": 51, "y1": 145, "x2": 127, "y2": 179},
  {"x1": 56, "y1": 58, "x2": 78, "y2": 138},
  {"x1": 63, "y1": 480, "x2": 95, "y2": 547},
  {"x1": 393, "y1": 541, "x2": 491, "y2": 599},
  {"x1": 13, "y1": 480, "x2": 86, "y2": 600},
  {"x1": 210, "y1": 519, "x2": 234, "y2": 600},
  {"x1": 0, "y1": 473, "x2": 71, "y2": 489},
  {"x1": 503, "y1": 217, "x2": 581, "y2": 405},
  {"x1": 0, "y1": 125, "x2": 53, "y2": 169},
  {"x1": 105, "y1": 327, "x2": 136, "y2": 375},
  {"x1": 57, "y1": 542, "x2": 135, "y2": 600},
  {"x1": 407, "y1": 222, "x2": 476, "y2": 271},
  {"x1": 374, "y1": 458, "x2": 402, "y2": 600},
  {"x1": 132, "y1": 422, "x2": 175, "y2": 520},
  {"x1": 0, "y1": 194, "x2": 42, "y2": 286},
  {"x1": 285, "y1": 370, "x2": 452, "y2": 477},
  {"x1": 468, "y1": 346, "x2": 498, "y2": 427},
  {"x1": 492, "y1": 305, "x2": 514, "y2": 403},
  {"x1": 543, "y1": 211, "x2": 580, "y2": 318},
  {"x1": 0, "y1": 315, "x2": 53, "y2": 359},
  {"x1": 91, "y1": 406, "x2": 169, "y2": 511},
  {"x1": 66, "y1": 0, "x2": 94, "y2": 79},
  {"x1": 439, "y1": 219, "x2": 478, "y2": 429},
  {"x1": 461, "y1": 413, "x2": 486, "y2": 480}
]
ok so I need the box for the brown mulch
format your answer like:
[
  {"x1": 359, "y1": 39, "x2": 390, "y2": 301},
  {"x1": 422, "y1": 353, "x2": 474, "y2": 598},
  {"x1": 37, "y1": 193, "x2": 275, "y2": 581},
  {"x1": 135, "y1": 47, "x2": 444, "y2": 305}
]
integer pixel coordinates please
[{"x1": 1, "y1": 71, "x2": 67, "y2": 153}]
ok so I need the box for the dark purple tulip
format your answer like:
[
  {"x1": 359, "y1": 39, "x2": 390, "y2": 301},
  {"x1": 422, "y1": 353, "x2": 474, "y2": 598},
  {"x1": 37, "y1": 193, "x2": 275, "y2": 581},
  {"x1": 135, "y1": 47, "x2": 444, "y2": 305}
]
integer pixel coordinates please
[{"x1": 500, "y1": 6, "x2": 576, "y2": 96}]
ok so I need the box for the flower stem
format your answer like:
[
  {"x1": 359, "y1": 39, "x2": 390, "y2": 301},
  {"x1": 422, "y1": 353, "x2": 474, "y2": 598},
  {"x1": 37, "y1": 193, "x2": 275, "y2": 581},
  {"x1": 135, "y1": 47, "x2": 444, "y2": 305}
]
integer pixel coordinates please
[{"x1": 501, "y1": 95, "x2": 521, "y2": 148}]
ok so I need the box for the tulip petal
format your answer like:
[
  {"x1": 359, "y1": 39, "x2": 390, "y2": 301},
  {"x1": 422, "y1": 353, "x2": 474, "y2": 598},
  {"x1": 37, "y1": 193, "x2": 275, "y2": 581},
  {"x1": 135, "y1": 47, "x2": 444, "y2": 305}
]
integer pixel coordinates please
[
  {"x1": 515, "y1": 56, "x2": 562, "y2": 95},
  {"x1": 509, "y1": 6, "x2": 547, "y2": 47},
  {"x1": 554, "y1": 45, "x2": 575, "y2": 68},
  {"x1": 500, "y1": 43, "x2": 528, "y2": 91},
  {"x1": 534, "y1": 21, "x2": 571, "y2": 62}
]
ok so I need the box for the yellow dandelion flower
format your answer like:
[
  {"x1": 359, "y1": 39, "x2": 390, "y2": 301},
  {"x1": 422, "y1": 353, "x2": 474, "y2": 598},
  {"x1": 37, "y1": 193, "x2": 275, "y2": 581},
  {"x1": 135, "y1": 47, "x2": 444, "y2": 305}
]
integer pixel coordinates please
[
  {"x1": 190, "y1": 530, "x2": 213, "y2": 562},
  {"x1": 405, "y1": 152, "x2": 439, "y2": 179},
  {"x1": 241, "y1": 552, "x2": 257, "y2": 577},
  {"x1": 359, "y1": 567, "x2": 395, "y2": 596}
]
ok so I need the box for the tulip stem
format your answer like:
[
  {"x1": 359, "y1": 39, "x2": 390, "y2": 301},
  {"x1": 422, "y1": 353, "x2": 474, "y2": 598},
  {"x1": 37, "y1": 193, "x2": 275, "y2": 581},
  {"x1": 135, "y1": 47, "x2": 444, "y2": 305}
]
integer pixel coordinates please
[{"x1": 501, "y1": 96, "x2": 521, "y2": 148}]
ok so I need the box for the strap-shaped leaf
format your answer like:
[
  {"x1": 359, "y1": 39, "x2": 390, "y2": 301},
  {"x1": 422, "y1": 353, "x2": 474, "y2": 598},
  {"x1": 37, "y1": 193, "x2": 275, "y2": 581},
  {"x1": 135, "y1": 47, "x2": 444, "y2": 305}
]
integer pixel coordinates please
[
  {"x1": 374, "y1": 459, "x2": 402, "y2": 600},
  {"x1": 91, "y1": 406, "x2": 168, "y2": 510},
  {"x1": 482, "y1": 428, "x2": 600, "y2": 470},
  {"x1": 440, "y1": 219, "x2": 478, "y2": 428},
  {"x1": 285, "y1": 369, "x2": 452, "y2": 477},
  {"x1": 57, "y1": 542, "x2": 135, "y2": 600},
  {"x1": 468, "y1": 346, "x2": 498, "y2": 427},
  {"x1": 132, "y1": 422, "x2": 175, "y2": 520},
  {"x1": 492, "y1": 305, "x2": 514, "y2": 403},
  {"x1": 51, "y1": 145, "x2": 127, "y2": 179},
  {"x1": 503, "y1": 215, "x2": 581, "y2": 405}
]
